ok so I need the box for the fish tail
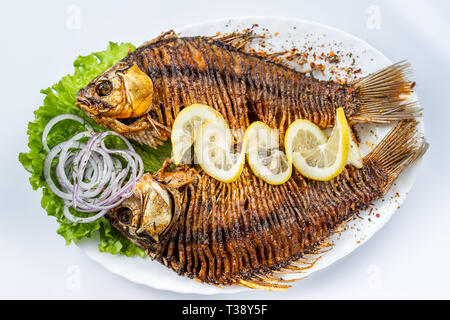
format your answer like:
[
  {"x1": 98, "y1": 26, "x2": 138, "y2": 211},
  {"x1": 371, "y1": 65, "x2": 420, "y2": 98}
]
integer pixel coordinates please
[
  {"x1": 366, "y1": 120, "x2": 428, "y2": 193},
  {"x1": 351, "y1": 61, "x2": 422, "y2": 123}
]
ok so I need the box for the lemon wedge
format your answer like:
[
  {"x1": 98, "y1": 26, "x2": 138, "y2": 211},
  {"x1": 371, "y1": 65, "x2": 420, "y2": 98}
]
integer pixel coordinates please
[
  {"x1": 194, "y1": 119, "x2": 245, "y2": 183},
  {"x1": 171, "y1": 104, "x2": 229, "y2": 165},
  {"x1": 245, "y1": 122, "x2": 291, "y2": 185},
  {"x1": 348, "y1": 130, "x2": 363, "y2": 168},
  {"x1": 285, "y1": 107, "x2": 350, "y2": 181}
]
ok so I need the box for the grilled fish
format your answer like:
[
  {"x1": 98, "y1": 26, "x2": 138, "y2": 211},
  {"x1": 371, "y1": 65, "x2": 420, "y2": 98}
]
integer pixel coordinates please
[
  {"x1": 108, "y1": 120, "x2": 427, "y2": 290},
  {"x1": 75, "y1": 30, "x2": 420, "y2": 148}
]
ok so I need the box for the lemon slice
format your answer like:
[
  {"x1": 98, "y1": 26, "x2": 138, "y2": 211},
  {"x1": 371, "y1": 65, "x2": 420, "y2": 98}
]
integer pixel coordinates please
[
  {"x1": 285, "y1": 107, "x2": 350, "y2": 181},
  {"x1": 194, "y1": 119, "x2": 245, "y2": 183},
  {"x1": 171, "y1": 104, "x2": 229, "y2": 165},
  {"x1": 284, "y1": 117, "x2": 362, "y2": 169},
  {"x1": 348, "y1": 130, "x2": 363, "y2": 168},
  {"x1": 245, "y1": 122, "x2": 291, "y2": 185},
  {"x1": 285, "y1": 119, "x2": 328, "y2": 156}
]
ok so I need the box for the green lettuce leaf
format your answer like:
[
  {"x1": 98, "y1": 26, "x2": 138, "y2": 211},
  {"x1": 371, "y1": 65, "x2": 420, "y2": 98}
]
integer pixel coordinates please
[{"x1": 19, "y1": 42, "x2": 171, "y2": 257}]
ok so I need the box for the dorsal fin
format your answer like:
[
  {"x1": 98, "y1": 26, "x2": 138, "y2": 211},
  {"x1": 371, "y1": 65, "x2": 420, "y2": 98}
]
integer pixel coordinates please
[
  {"x1": 137, "y1": 30, "x2": 179, "y2": 49},
  {"x1": 211, "y1": 29, "x2": 263, "y2": 51}
]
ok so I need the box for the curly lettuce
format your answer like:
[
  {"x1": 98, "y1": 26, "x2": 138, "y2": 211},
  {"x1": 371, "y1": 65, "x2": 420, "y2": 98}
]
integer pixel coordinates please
[{"x1": 19, "y1": 42, "x2": 171, "y2": 257}]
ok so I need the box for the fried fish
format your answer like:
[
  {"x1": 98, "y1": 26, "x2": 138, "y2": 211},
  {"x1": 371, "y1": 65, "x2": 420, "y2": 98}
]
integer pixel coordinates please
[
  {"x1": 107, "y1": 120, "x2": 427, "y2": 290},
  {"x1": 75, "y1": 30, "x2": 420, "y2": 148}
]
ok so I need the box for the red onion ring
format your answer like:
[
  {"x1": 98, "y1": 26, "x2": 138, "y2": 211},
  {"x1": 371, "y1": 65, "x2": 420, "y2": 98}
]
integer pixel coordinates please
[{"x1": 42, "y1": 114, "x2": 144, "y2": 223}]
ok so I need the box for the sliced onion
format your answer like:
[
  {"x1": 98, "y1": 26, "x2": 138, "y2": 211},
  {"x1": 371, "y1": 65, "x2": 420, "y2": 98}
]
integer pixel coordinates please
[
  {"x1": 42, "y1": 114, "x2": 93, "y2": 153},
  {"x1": 42, "y1": 114, "x2": 144, "y2": 223}
]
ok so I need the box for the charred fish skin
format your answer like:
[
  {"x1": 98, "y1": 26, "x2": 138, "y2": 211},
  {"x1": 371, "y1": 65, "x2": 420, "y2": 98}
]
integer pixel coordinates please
[
  {"x1": 107, "y1": 120, "x2": 427, "y2": 290},
  {"x1": 76, "y1": 31, "x2": 420, "y2": 148}
]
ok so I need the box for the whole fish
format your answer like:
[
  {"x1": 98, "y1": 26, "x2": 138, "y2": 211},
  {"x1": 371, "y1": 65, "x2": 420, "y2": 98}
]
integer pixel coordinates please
[
  {"x1": 75, "y1": 30, "x2": 420, "y2": 148},
  {"x1": 108, "y1": 120, "x2": 427, "y2": 290}
]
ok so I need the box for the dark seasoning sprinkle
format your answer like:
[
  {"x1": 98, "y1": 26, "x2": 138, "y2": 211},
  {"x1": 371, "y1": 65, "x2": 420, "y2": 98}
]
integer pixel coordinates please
[{"x1": 233, "y1": 25, "x2": 369, "y2": 85}]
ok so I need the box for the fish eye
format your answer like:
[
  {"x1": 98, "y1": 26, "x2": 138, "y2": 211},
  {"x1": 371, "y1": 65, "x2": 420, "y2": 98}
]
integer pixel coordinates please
[
  {"x1": 96, "y1": 80, "x2": 113, "y2": 96},
  {"x1": 117, "y1": 207, "x2": 132, "y2": 224}
]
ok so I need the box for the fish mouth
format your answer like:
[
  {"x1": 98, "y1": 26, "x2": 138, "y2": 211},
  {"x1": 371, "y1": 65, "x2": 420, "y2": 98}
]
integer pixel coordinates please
[
  {"x1": 75, "y1": 96, "x2": 100, "y2": 117},
  {"x1": 75, "y1": 96, "x2": 90, "y2": 109}
]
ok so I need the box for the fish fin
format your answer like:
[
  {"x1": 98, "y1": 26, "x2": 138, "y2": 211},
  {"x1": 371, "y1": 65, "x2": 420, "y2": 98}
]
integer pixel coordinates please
[
  {"x1": 106, "y1": 116, "x2": 170, "y2": 149},
  {"x1": 255, "y1": 273, "x2": 306, "y2": 284},
  {"x1": 122, "y1": 128, "x2": 168, "y2": 149},
  {"x1": 265, "y1": 51, "x2": 289, "y2": 60},
  {"x1": 366, "y1": 120, "x2": 428, "y2": 193},
  {"x1": 265, "y1": 50, "x2": 304, "y2": 67},
  {"x1": 351, "y1": 61, "x2": 422, "y2": 123},
  {"x1": 211, "y1": 29, "x2": 263, "y2": 51},
  {"x1": 121, "y1": 118, "x2": 171, "y2": 149},
  {"x1": 232, "y1": 256, "x2": 322, "y2": 289},
  {"x1": 137, "y1": 30, "x2": 179, "y2": 49},
  {"x1": 235, "y1": 277, "x2": 291, "y2": 291}
]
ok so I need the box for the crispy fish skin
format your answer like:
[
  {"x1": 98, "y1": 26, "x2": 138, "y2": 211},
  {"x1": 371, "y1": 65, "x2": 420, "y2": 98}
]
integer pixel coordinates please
[
  {"x1": 132, "y1": 36, "x2": 349, "y2": 132},
  {"x1": 76, "y1": 31, "x2": 420, "y2": 148},
  {"x1": 108, "y1": 120, "x2": 427, "y2": 290}
]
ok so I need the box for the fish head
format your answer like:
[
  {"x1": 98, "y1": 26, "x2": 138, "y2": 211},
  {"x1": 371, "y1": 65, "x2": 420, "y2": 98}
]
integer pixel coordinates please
[
  {"x1": 107, "y1": 173, "x2": 172, "y2": 257},
  {"x1": 76, "y1": 62, "x2": 154, "y2": 121}
]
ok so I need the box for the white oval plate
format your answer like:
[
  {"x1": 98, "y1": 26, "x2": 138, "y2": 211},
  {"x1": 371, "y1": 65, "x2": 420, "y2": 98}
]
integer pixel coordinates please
[{"x1": 77, "y1": 16, "x2": 424, "y2": 295}]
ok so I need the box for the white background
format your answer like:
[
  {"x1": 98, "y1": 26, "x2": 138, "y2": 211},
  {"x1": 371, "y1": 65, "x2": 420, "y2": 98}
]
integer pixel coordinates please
[{"x1": 1, "y1": 0, "x2": 449, "y2": 299}]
